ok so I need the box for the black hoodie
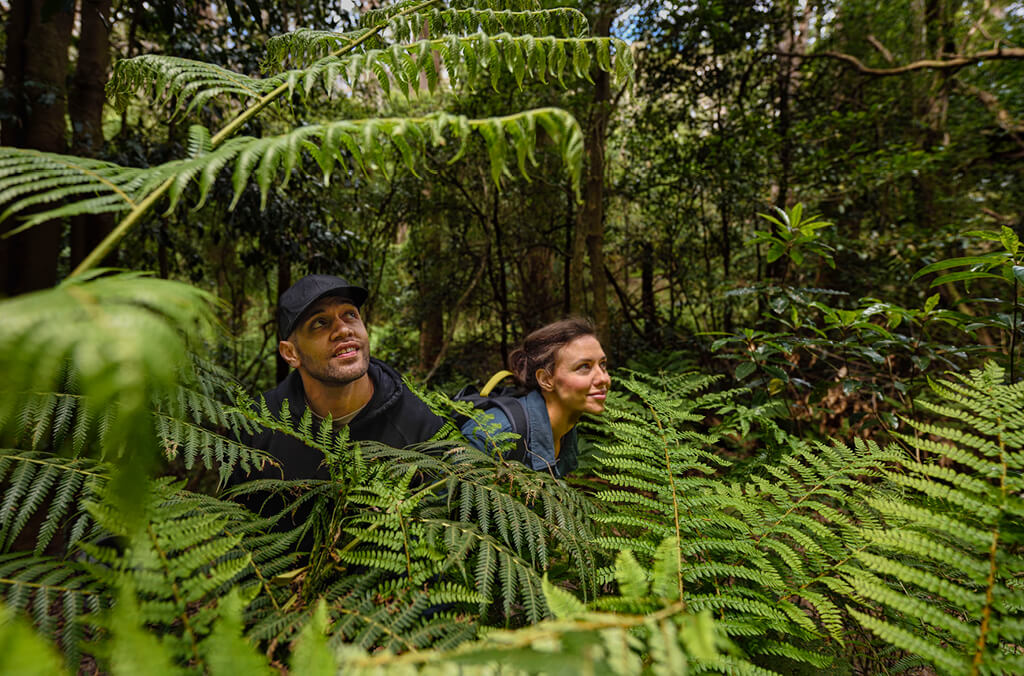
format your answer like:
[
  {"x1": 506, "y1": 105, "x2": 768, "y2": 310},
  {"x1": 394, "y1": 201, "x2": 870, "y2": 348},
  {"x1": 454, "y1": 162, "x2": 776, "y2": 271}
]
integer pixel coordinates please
[{"x1": 247, "y1": 357, "x2": 447, "y2": 480}]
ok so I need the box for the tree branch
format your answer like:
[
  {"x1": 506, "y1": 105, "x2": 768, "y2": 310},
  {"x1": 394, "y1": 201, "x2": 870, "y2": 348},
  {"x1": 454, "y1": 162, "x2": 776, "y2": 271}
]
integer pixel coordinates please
[
  {"x1": 865, "y1": 35, "x2": 894, "y2": 63},
  {"x1": 777, "y1": 46, "x2": 1024, "y2": 76}
]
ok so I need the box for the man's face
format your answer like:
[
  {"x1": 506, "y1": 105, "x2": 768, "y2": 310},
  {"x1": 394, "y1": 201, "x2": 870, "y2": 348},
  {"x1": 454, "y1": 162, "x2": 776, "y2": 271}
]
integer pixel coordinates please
[{"x1": 279, "y1": 296, "x2": 370, "y2": 386}]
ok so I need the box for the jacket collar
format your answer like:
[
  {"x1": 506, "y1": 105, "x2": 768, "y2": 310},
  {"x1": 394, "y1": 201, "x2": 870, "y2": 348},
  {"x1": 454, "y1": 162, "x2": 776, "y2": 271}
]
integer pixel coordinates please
[
  {"x1": 277, "y1": 357, "x2": 401, "y2": 426},
  {"x1": 522, "y1": 390, "x2": 577, "y2": 478}
]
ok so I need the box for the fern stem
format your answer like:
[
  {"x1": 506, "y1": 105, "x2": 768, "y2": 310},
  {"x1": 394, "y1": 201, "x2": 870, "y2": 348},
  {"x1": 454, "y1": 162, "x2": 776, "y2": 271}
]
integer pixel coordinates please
[
  {"x1": 644, "y1": 401, "x2": 686, "y2": 605},
  {"x1": 70, "y1": 0, "x2": 443, "y2": 278},
  {"x1": 0, "y1": 578, "x2": 102, "y2": 595},
  {"x1": 971, "y1": 417, "x2": 1008, "y2": 674},
  {"x1": 146, "y1": 523, "x2": 202, "y2": 664},
  {"x1": 69, "y1": 176, "x2": 174, "y2": 277},
  {"x1": 1, "y1": 451, "x2": 108, "y2": 479}
]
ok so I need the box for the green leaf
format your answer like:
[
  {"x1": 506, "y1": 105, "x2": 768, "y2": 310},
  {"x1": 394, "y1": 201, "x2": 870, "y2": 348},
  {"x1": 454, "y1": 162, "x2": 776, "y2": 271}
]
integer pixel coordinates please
[
  {"x1": 0, "y1": 602, "x2": 65, "y2": 675},
  {"x1": 1001, "y1": 225, "x2": 1020, "y2": 255},
  {"x1": 204, "y1": 589, "x2": 272, "y2": 676},
  {"x1": 912, "y1": 254, "x2": 1004, "y2": 280},
  {"x1": 734, "y1": 362, "x2": 756, "y2": 381},
  {"x1": 677, "y1": 610, "x2": 718, "y2": 662},
  {"x1": 929, "y1": 271, "x2": 1005, "y2": 287}
]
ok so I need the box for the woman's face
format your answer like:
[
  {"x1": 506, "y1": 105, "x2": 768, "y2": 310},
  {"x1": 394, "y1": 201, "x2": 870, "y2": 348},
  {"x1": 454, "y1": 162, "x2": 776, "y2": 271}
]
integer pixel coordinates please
[{"x1": 539, "y1": 335, "x2": 611, "y2": 416}]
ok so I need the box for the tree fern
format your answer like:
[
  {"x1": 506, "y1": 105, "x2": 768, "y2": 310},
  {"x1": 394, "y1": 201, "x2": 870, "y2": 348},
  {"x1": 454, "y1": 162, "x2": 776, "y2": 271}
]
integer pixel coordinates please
[
  {"x1": 0, "y1": 108, "x2": 585, "y2": 229},
  {"x1": 0, "y1": 0, "x2": 634, "y2": 274}
]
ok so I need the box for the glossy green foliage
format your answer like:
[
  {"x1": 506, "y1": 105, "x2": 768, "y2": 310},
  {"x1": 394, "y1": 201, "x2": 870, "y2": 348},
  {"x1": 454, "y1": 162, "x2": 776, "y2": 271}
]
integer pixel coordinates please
[{"x1": 751, "y1": 204, "x2": 835, "y2": 272}]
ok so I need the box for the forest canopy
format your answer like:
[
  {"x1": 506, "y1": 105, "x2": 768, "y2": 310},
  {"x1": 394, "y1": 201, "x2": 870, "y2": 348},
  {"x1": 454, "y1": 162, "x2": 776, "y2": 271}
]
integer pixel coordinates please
[{"x1": 1, "y1": 0, "x2": 1023, "y2": 673}]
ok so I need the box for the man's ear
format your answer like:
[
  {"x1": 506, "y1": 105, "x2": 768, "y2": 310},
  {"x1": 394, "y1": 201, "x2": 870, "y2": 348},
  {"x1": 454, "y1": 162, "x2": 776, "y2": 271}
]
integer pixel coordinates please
[
  {"x1": 535, "y1": 368, "x2": 553, "y2": 391},
  {"x1": 279, "y1": 340, "x2": 300, "y2": 368}
]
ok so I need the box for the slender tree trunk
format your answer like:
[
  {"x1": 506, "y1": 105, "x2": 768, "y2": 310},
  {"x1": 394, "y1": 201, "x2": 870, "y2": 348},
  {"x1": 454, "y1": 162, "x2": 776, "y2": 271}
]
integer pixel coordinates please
[
  {"x1": 492, "y1": 190, "x2": 510, "y2": 364},
  {"x1": 416, "y1": 215, "x2": 445, "y2": 374},
  {"x1": 574, "y1": 6, "x2": 614, "y2": 343},
  {"x1": 276, "y1": 255, "x2": 292, "y2": 384},
  {"x1": 642, "y1": 243, "x2": 657, "y2": 342},
  {"x1": 564, "y1": 184, "x2": 577, "y2": 314},
  {"x1": 70, "y1": 0, "x2": 114, "y2": 270},
  {"x1": 767, "y1": 2, "x2": 808, "y2": 281},
  {"x1": 518, "y1": 245, "x2": 558, "y2": 330},
  {"x1": 0, "y1": 0, "x2": 74, "y2": 295}
]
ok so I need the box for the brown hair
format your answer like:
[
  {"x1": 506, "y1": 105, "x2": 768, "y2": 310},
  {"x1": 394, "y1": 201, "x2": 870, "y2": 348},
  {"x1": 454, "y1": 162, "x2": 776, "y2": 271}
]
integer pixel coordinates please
[{"x1": 508, "y1": 317, "x2": 597, "y2": 390}]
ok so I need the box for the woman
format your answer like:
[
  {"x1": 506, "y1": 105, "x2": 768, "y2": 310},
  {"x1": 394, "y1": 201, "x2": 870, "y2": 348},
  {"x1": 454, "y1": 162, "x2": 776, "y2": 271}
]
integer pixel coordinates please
[{"x1": 461, "y1": 318, "x2": 611, "y2": 477}]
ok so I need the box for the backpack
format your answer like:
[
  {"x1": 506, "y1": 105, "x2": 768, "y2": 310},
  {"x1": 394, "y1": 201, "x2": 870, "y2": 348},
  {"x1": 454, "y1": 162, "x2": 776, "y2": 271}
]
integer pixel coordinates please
[{"x1": 453, "y1": 370, "x2": 530, "y2": 464}]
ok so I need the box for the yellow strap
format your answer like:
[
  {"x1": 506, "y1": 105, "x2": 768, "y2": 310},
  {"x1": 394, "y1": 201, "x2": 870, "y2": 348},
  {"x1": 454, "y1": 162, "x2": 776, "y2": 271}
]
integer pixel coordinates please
[{"x1": 480, "y1": 369, "x2": 515, "y2": 397}]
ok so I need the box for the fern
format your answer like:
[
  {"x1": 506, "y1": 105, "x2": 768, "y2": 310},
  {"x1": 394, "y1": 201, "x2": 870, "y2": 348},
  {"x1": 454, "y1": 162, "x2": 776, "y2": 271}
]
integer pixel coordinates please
[
  {"x1": 75, "y1": 480, "x2": 266, "y2": 666},
  {"x1": 830, "y1": 363, "x2": 1024, "y2": 675},
  {"x1": 587, "y1": 370, "x2": 896, "y2": 671},
  {"x1": 0, "y1": 108, "x2": 584, "y2": 228},
  {"x1": 0, "y1": 450, "x2": 107, "y2": 554}
]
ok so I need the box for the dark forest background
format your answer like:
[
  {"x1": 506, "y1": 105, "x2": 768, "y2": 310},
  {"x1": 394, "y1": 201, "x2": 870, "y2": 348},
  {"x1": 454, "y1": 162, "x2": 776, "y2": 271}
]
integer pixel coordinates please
[{"x1": 5, "y1": 0, "x2": 1021, "y2": 402}]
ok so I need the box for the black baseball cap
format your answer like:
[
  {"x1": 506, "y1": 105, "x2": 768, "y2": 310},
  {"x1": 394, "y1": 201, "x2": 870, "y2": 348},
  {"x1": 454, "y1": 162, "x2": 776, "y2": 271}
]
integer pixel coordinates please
[{"x1": 277, "y1": 274, "x2": 368, "y2": 339}]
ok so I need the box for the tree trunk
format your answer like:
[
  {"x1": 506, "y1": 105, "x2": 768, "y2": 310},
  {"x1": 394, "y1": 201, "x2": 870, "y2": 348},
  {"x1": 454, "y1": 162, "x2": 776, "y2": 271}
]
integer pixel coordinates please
[
  {"x1": 70, "y1": 0, "x2": 115, "y2": 270},
  {"x1": 517, "y1": 244, "x2": 558, "y2": 331},
  {"x1": 416, "y1": 219, "x2": 445, "y2": 374},
  {"x1": 275, "y1": 255, "x2": 292, "y2": 384},
  {"x1": 767, "y1": 2, "x2": 809, "y2": 281},
  {"x1": 641, "y1": 243, "x2": 657, "y2": 342},
  {"x1": 574, "y1": 6, "x2": 614, "y2": 343},
  {"x1": 0, "y1": 0, "x2": 74, "y2": 295}
]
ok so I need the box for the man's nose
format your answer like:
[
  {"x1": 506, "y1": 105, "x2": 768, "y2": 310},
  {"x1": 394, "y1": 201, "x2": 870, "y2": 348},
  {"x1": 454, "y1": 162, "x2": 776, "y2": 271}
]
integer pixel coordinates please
[{"x1": 329, "y1": 315, "x2": 353, "y2": 338}]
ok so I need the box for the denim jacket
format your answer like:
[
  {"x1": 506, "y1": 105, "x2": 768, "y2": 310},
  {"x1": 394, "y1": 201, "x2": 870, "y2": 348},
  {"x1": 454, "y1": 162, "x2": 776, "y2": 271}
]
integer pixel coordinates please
[{"x1": 461, "y1": 389, "x2": 578, "y2": 478}]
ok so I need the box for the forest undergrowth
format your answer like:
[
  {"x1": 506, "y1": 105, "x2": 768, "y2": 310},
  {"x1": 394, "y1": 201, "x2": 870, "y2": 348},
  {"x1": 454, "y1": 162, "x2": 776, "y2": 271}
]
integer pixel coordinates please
[{"x1": 1, "y1": 268, "x2": 1023, "y2": 675}]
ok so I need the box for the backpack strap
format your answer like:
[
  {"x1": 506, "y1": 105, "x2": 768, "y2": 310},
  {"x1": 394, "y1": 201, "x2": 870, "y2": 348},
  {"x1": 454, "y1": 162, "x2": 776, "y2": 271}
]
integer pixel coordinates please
[
  {"x1": 486, "y1": 396, "x2": 530, "y2": 464},
  {"x1": 480, "y1": 370, "x2": 515, "y2": 397}
]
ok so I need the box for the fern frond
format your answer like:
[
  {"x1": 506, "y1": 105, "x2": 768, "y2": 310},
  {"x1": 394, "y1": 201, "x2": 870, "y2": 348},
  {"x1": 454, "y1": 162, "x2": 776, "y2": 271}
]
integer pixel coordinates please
[
  {"x1": 0, "y1": 450, "x2": 107, "y2": 554},
  {"x1": 263, "y1": 27, "x2": 382, "y2": 69},
  {"x1": 265, "y1": 34, "x2": 632, "y2": 100},
  {"x1": 1, "y1": 109, "x2": 584, "y2": 228},
  {"x1": 848, "y1": 607, "x2": 968, "y2": 675},
  {"x1": 0, "y1": 551, "x2": 108, "y2": 666},
  {"x1": 0, "y1": 148, "x2": 165, "y2": 229},
  {"x1": 107, "y1": 54, "x2": 269, "y2": 115},
  {"x1": 388, "y1": 7, "x2": 590, "y2": 44}
]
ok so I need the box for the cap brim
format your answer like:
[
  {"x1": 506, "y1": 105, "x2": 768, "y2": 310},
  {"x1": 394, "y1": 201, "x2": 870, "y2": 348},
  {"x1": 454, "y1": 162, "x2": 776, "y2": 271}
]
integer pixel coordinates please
[{"x1": 281, "y1": 285, "x2": 368, "y2": 339}]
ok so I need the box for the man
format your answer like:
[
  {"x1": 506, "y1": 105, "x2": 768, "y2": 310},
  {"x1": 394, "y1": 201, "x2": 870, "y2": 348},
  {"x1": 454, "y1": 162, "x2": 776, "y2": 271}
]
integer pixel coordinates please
[{"x1": 246, "y1": 274, "x2": 451, "y2": 480}]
